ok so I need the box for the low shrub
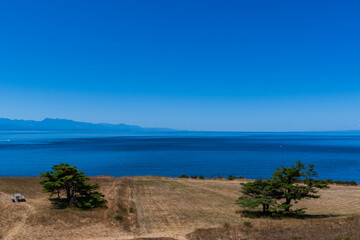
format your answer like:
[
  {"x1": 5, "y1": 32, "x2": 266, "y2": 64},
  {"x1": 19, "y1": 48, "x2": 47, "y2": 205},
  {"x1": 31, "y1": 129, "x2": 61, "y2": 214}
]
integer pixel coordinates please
[
  {"x1": 326, "y1": 179, "x2": 357, "y2": 186},
  {"x1": 297, "y1": 179, "x2": 358, "y2": 186},
  {"x1": 117, "y1": 203, "x2": 127, "y2": 213},
  {"x1": 199, "y1": 175, "x2": 205, "y2": 180},
  {"x1": 228, "y1": 175, "x2": 236, "y2": 181},
  {"x1": 191, "y1": 175, "x2": 198, "y2": 179},
  {"x1": 243, "y1": 221, "x2": 252, "y2": 228},
  {"x1": 115, "y1": 215, "x2": 123, "y2": 221},
  {"x1": 75, "y1": 192, "x2": 106, "y2": 209},
  {"x1": 129, "y1": 207, "x2": 134, "y2": 213},
  {"x1": 179, "y1": 174, "x2": 189, "y2": 178}
]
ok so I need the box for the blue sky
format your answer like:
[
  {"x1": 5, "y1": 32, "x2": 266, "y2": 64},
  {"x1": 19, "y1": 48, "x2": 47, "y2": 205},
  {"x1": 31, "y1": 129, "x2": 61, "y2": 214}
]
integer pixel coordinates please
[{"x1": 1, "y1": 0, "x2": 360, "y2": 131}]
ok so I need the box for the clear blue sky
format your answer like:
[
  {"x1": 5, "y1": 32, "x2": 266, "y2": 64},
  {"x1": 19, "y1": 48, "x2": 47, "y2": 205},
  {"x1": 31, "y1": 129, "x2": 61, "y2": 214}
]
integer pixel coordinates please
[{"x1": 1, "y1": 0, "x2": 360, "y2": 131}]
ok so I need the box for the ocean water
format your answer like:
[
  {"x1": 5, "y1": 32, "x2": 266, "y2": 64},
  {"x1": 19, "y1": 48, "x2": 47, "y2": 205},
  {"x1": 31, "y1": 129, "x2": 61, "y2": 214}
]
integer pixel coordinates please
[{"x1": 0, "y1": 131, "x2": 360, "y2": 182}]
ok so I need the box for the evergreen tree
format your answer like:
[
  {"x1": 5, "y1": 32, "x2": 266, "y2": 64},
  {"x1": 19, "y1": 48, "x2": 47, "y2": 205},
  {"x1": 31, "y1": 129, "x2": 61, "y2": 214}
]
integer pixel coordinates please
[
  {"x1": 236, "y1": 179, "x2": 280, "y2": 213},
  {"x1": 237, "y1": 160, "x2": 328, "y2": 215},
  {"x1": 272, "y1": 160, "x2": 328, "y2": 214},
  {"x1": 40, "y1": 163, "x2": 106, "y2": 209}
]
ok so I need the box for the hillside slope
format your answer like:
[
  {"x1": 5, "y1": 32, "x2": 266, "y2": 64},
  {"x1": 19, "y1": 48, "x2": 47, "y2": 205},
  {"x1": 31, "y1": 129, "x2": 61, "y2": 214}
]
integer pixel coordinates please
[{"x1": 1, "y1": 176, "x2": 360, "y2": 239}]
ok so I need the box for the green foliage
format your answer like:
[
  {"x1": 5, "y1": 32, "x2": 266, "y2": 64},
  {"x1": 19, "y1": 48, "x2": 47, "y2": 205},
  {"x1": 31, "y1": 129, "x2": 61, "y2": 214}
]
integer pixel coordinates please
[
  {"x1": 228, "y1": 175, "x2": 236, "y2": 181},
  {"x1": 117, "y1": 203, "x2": 127, "y2": 213},
  {"x1": 129, "y1": 207, "x2": 134, "y2": 213},
  {"x1": 237, "y1": 179, "x2": 280, "y2": 213},
  {"x1": 272, "y1": 160, "x2": 328, "y2": 213},
  {"x1": 76, "y1": 192, "x2": 106, "y2": 209},
  {"x1": 243, "y1": 221, "x2": 252, "y2": 227},
  {"x1": 115, "y1": 215, "x2": 123, "y2": 221},
  {"x1": 199, "y1": 175, "x2": 205, "y2": 180},
  {"x1": 40, "y1": 163, "x2": 106, "y2": 209},
  {"x1": 237, "y1": 160, "x2": 328, "y2": 215},
  {"x1": 298, "y1": 179, "x2": 357, "y2": 186},
  {"x1": 333, "y1": 180, "x2": 358, "y2": 186},
  {"x1": 190, "y1": 175, "x2": 198, "y2": 179},
  {"x1": 334, "y1": 237, "x2": 351, "y2": 240},
  {"x1": 179, "y1": 174, "x2": 189, "y2": 178}
]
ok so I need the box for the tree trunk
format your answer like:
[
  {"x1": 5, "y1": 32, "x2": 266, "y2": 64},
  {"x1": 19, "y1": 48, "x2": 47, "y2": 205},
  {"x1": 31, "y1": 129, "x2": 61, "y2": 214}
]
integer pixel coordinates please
[
  {"x1": 66, "y1": 188, "x2": 71, "y2": 204},
  {"x1": 262, "y1": 204, "x2": 269, "y2": 213},
  {"x1": 285, "y1": 198, "x2": 291, "y2": 212},
  {"x1": 70, "y1": 196, "x2": 76, "y2": 206}
]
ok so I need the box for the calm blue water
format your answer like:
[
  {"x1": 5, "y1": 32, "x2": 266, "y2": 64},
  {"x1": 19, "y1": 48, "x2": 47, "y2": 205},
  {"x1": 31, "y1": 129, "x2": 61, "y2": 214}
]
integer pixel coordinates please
[{"x1": 0, "y1": 131, "x2": 360, "y2": 182}]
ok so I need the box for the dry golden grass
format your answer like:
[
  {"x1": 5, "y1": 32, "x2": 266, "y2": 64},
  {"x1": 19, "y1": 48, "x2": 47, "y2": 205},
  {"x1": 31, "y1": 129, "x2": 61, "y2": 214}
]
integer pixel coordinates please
[
  {"x1": 187, "y1": 215, "x2": 360, "y2": 240},
  {"x1": 0, "y1": 176, "x2": 135, "y2": 240},
  {"x1": 1, "y1": 176, "x2": 360, "y2": 240}
]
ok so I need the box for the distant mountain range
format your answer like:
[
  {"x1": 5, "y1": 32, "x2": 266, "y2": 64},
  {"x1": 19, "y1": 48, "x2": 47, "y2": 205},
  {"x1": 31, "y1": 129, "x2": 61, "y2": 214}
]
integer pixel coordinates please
[{"x1": 0, "y1": 118, "x2": 173, "y2": 131}]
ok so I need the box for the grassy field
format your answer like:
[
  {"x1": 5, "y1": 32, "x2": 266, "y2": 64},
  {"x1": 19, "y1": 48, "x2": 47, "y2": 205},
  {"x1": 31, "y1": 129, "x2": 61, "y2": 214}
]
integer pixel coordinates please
[{"x1": 1, "y1": 176, "x2": 360, "y2": 240}]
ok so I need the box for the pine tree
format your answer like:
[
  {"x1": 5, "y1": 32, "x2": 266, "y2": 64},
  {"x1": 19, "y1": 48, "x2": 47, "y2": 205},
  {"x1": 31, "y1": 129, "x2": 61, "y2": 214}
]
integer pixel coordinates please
[
  {"x1": 40, "y1": 163, "x2": 106, "y2": 209},
  {"x1": 237, "y1": 161, "x2": 328, "y2": 215},
  {"x1": 237, "y1": 179, "x2": 281, "y2": 213},
  {"x1": 272, "y1": 160, "x2": 328, "y2": 214}
]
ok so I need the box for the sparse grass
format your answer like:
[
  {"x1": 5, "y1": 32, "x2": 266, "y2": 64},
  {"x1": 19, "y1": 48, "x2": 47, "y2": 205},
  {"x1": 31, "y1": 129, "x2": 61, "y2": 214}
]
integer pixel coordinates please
[
  {"x1": 1, "y1": 176, "x2": 360, "y2": 239},
  {"x1": 333, "y1": 237, "x2": 351, "y2": 240},
  {"x1": 187, "y1": 215, "x2": 360, "y2": 240},
  {"x1": 0, "y1": 176, "x2": 138, "y2": 239},
  {"x1": 117, "y1": 203, "x2": 127, "y2": 213}
]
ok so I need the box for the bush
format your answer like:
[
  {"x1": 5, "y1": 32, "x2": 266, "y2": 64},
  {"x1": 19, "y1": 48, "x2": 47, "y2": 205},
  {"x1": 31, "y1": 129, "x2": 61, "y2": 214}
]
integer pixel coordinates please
[
  {"x1": 129, "y1": 207, "x2": 134, "y2": 213},
  {"x1": 218, "y1": 175, "x2": 224, "y2": 179},
  {"x1": 191, "y1": 175, "x2": 198, "y2": 179},
  {"x1": 228, "y1": 175, "x2": 236, "y2": 181},
  {"x1": 179, "y1": 174, "x2": 189, "y2": 178},
  {"x1": 199, "y1": 175, "x2": 205, "y2": 180},
  {"x1": 115, "y1": 215, "x2": 123, "y2": 221},
  {"x1": 243, "y1": 221, "x2": 252, "y2": 228},
  {"x1": 75, "y1": 192, "x2": 106, "y2": 209},
  {"x1": 333, "y1": 180, "x2": 358, "y2": 186},
  {"x1": 117, "y1": 203, "x2": 127, "y2": 213},
  {"x1": 299, "y1": 179, "x2": 358, "y2": 186},
  {"x1": 325, "y1": 179, "x2": 334, "y2": 184}
]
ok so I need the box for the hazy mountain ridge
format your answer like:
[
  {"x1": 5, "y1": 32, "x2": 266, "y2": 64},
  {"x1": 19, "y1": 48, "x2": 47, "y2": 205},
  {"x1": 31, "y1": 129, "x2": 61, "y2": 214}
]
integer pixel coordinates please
[{"x1": 0, "y1": 118, "x2": 172, "y2": 131}]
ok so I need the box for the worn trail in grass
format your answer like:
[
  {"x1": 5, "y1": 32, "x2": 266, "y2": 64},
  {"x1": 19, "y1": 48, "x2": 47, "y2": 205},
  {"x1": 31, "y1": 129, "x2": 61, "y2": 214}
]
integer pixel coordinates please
[{"x1": 1, "y1": 176, "x2": 360, "y2": 239}]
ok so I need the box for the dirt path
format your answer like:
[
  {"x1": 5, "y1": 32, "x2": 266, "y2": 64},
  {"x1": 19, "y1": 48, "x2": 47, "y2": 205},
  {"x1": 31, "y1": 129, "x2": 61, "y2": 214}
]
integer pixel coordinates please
[
  {"x1": 2, "y1": 177, "x2": 360, "y2": 240},
  {"x1": 102, "y1": 177, "x2": 119, "y2": 219},
  {"x1": 175, "y1": 179, "x2": 242, "y2": 198}
]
